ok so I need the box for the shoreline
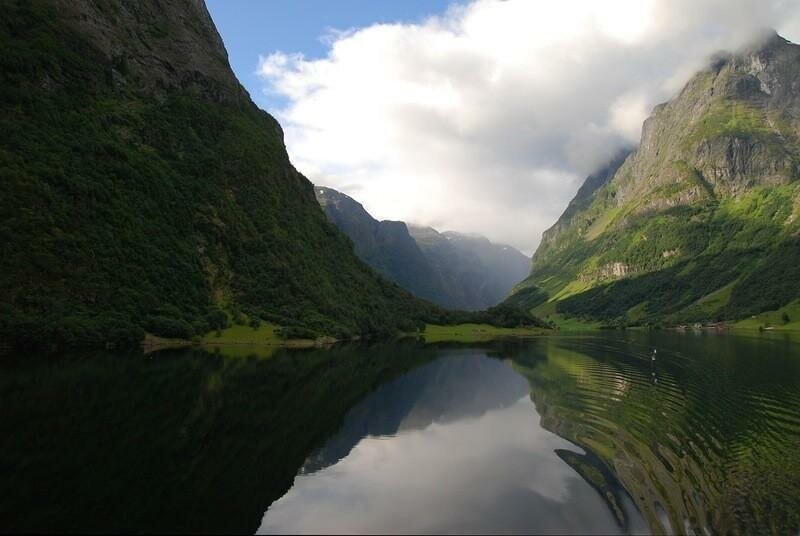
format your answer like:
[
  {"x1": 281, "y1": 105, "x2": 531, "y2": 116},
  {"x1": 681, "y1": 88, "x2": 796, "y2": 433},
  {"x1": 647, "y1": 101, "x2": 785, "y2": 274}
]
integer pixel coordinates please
[{"x1": 141, "y1": 332, "x2": 339, "y2": 354}]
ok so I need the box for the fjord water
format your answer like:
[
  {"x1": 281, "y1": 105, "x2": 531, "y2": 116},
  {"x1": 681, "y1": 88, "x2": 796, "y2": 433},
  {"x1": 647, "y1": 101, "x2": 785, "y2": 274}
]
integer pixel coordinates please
[{"x1": 2, "y1": 333, "x2": 799, "y2": 533}]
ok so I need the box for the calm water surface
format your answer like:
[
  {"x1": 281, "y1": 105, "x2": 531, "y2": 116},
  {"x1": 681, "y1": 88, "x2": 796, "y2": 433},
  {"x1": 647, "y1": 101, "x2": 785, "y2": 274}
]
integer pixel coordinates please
[{"x1": 2, "y1": 332, "x2": 799, "y2": 533}]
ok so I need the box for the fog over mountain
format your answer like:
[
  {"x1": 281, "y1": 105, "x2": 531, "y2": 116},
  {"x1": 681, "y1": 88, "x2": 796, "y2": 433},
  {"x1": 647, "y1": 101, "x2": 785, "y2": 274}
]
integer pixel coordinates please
[{"x1": 257, "y1": 0, "x2": 800, "y2": 252}]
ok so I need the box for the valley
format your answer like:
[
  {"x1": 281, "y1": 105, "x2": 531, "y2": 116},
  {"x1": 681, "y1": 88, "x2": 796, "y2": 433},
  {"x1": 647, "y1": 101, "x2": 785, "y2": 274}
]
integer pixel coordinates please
[
  {"x1": 316, "y1": 186, "x2": 530, "y2": 310},
  {"x1": 2, "y1": 1, "x2": 800, "y2": 534}
]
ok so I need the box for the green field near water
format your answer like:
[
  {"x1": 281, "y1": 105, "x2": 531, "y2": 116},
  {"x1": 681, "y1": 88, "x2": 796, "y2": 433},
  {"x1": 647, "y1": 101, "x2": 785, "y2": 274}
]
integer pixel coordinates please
[
  {"x1": 200, "y1": 323, "x2": 281, "y2": 345},
  {"x1": 422, "y1": 323, "x2": 547, "y2": 343}
]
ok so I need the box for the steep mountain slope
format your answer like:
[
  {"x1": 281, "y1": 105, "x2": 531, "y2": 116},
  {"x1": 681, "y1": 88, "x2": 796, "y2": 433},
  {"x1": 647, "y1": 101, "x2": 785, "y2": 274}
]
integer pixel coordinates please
[
  {"x1": 0, "y1": 0, "x2": 438, "y2": 348},
  {"x1": 315, "y1": 187, "x2": 449, "y2": 305},
  {"x1": 442, "y1": 231, "x2": 533, "y2": 297},
  {"x1": 315, "y1": 187, "x2": 531, "y2": 310},
  {"x1": 409, "y1": 225, "x2": 531, "y2": 310},
  {"x1": 509, "y1": 31, "x2": 800, "y2": 326}
]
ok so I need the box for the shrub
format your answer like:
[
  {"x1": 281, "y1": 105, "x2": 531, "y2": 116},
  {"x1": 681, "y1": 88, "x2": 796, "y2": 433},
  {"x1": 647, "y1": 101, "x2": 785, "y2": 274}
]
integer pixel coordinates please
[{"x1": 145, "y1": 316, "x2": 194, "y2": 339}]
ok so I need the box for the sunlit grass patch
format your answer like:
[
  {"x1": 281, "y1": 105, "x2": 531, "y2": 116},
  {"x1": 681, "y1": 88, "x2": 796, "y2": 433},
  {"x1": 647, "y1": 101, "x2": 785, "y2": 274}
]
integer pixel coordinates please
[
  {"x1": 732, "y1": 299, "x2": 800, "y2": 332},
  {"x1": 201, "y1": 323, "x2": 281, "y2": 345},
  {"x1": 422, "y1": 323, "x2": 546, "y2": 343},
  {"x1": 533, "y1": 301, "x2": 603, "y2": 331}
]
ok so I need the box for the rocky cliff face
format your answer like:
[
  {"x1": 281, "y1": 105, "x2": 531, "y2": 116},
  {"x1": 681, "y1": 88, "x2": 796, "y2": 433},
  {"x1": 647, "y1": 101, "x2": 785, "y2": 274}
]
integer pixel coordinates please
[
  {"x1": 614, "y1": 31, "x2": 799, "y2": 204},
  {"x1": 50, "y1": 0, "x2": 246, "y2": 102},
  {"x1": 509, "y1": 31, "x2": 800, "y2": 325}
]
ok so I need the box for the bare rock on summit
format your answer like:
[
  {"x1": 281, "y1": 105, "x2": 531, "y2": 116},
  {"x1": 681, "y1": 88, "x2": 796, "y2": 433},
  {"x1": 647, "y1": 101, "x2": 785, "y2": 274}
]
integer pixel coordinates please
[{"x1": 50, "y1": 0, "x2": 247, "y2": 101}]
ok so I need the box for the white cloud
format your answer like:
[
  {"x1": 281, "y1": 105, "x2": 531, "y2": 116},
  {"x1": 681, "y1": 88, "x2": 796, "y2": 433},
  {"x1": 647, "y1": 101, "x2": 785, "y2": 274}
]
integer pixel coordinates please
[
  {"x1": 257, "y1": 0, "x2": 800, "y2": 253},
  {"x1": 610, "y1": 91, "x2": 652, "y2": 144}
]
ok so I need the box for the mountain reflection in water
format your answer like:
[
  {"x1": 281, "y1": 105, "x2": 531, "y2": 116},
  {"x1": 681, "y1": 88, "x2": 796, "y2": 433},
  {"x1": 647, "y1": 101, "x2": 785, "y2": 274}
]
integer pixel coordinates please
[
  {"x1": 260, "y1": 349, "x2": 645, "y2": 534},
  {"x1": 2, "y1": 332, "x2": 799, "y2": 534},
  {"x1": 261, "y1": 333, "x2": 800, "y2": 535}
]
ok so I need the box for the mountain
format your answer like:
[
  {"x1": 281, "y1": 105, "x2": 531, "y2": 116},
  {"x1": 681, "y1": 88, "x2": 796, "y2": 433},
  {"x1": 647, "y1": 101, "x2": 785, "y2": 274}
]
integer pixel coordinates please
[
  {"x1": 508, "y1": 31, "x2": 800, "y2": 326},
  {"x1": 314, "y1": 187, "x2": 450, "y2": 306},
  {"x1": 408, "y1": 225, "x2": 531, "y2": 310},
  {"x1": 0, "y1": 0, "x2": 441, "y2": 348},
  {"x1": 315, "y1": 187, "x2": 531, "y2": 310}
]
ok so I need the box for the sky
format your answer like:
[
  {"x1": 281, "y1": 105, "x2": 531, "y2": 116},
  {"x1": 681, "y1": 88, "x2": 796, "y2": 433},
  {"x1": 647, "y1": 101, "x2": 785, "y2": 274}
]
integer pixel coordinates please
[{"x1": 206, "y1": 0, "x2": 800, "y2": 254}]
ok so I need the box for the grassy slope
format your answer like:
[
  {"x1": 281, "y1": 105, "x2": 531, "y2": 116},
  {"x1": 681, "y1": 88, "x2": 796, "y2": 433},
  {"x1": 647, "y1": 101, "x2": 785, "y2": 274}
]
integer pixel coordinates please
[
  {"x1": 531, "y1": 300, "x2": 604, "y2": 331},
  {"x1": 732, "y1": 299, "x2": 800, "y2": 331},
  {"x1": 518, "y1": 180, "x2": 800, "y2": 328}
]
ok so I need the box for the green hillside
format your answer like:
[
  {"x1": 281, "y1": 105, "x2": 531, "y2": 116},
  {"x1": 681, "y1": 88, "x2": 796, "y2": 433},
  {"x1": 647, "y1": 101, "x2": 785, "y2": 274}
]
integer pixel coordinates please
[
  {"x1": 0, "y1": 0, "x2": 441, "y2": 349},
  {"x1": 508, "y1": 32, "x2": 800, "y2": 327}
]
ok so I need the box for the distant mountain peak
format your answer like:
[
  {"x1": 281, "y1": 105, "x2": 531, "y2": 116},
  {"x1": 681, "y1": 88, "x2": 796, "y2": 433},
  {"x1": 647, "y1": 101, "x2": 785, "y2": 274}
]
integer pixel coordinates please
[
  {"x1": 741, "y1": 28, "x2": 789, "y2": 55},
  {"x1": 315, "y1": 186, "x2": 364, "y2": 211},
  {"x1": 318, "y1": 187, "x2": 530, "y2": 310}
]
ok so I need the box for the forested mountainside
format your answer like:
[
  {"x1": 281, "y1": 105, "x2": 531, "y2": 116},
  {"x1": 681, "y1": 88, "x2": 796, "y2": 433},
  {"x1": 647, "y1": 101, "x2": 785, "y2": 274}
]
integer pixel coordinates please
[
  {"x1": 508, "y1": 31, "x2": 800, "y2": 327},
  {"x1": 316, "y1": 187, "x2": 530, "y2": 310},
  {"x1": 0, "y1": 0, "x2": 445, "y2": 348}
]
